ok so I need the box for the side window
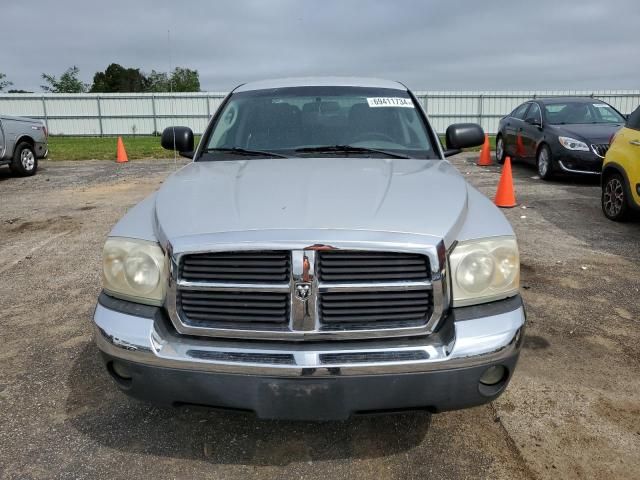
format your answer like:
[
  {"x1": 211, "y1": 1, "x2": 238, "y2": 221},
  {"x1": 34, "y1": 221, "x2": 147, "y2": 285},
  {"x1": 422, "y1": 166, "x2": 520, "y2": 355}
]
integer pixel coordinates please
[
  {"x1": 626, "y1": 106, "x2": 640, "y2": 131},
  {"x1": 511, "y1": 103, "x2": 530, "y2": 120},
  {"x1": 209, "y1": 100, "x2": 241, "y2": 147},
  {"x1": 526, "y1": 103, "x2": 542, "y2": 123}
]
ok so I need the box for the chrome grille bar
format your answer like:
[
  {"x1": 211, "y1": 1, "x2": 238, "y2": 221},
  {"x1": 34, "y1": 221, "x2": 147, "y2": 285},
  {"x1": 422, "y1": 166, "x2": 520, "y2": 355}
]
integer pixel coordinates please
[
  {"x1": 177, "y1": 280, "x2": 290, "y2": 292},
  {"x1": 317, "y1": 280, "x2": 432, "y2": 292},
  {"x1": 591, "y1": 143, "x2": 609, "y2": 158}
]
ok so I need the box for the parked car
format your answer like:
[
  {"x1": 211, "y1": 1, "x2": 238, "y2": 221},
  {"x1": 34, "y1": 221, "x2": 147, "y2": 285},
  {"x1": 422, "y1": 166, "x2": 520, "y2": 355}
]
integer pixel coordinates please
[
  {"x1": 93, "y1": 77, "x2": 525, "y2": 421},
  {"x1": 601, "y1": 105, "x2": 640, "y2": 221},
  {"x1": 0, "y1": 115, "x2": 48, "y2": 176},
  {"x1": 495, "y1": 98, "x2": 626, "y2": 180}
]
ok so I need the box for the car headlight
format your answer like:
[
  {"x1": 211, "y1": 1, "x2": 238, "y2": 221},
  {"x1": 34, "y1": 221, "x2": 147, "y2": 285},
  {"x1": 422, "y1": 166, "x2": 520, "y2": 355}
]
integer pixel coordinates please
[
  {"x1": 558, "y1": 136, "x2": 589, "y2": 151},
  {"x1": 449, "y1": 237, "x2": 519, "y2": 307},
  {"x1": 103, "y1": 237, "x2": 166, "y2": 306}
]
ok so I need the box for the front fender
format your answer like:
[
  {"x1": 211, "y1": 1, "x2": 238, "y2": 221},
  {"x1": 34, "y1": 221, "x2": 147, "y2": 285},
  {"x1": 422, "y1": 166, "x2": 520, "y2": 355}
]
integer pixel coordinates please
[
  {"x1": 108, "y1": 193, "x2": 159, "y2": 242},
  {"x1": 455, "y1": 185, "x2": 515, "y2": 243}
]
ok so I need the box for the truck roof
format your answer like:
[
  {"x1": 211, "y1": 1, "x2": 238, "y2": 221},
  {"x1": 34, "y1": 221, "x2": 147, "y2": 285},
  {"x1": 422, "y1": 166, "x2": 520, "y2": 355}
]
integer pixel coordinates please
[{"x1": 234, "y1": 77, "x2": 407, "y2": 93}]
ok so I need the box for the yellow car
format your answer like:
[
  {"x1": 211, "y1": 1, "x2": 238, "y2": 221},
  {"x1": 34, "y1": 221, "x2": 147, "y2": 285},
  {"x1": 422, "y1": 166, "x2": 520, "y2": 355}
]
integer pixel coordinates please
[{"x1": 601, "y1": 105, "x2": 640, "y2": 221}]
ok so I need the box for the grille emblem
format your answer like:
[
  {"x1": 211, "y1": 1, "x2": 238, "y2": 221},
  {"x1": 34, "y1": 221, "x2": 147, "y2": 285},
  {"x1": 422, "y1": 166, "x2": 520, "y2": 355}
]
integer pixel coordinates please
[{"x1": 295, "y1": 282, "x2": 311, "y2": 301}]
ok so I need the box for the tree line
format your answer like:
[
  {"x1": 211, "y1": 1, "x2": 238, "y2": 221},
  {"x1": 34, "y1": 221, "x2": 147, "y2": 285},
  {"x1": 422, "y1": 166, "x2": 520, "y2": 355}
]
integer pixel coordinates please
[{"x1": 0, "y1": 64, "x2": 200, "y2": 93}]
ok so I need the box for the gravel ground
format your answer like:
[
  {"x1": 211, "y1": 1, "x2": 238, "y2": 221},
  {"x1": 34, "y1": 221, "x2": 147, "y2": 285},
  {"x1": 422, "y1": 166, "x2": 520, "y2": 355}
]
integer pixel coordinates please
[{"x1": 0, "y1": 155, "x2": 638, "y2": 479}]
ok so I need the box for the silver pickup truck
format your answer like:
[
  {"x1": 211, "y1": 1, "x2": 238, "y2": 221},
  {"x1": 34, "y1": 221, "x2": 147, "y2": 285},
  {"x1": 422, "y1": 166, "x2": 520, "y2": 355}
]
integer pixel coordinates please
[
  {"x1": 94, "y1": 77, "x2": 525, "y2": 420},
  {"x1": 0, "y1": 115, "x2": 48, "y2": 176}
]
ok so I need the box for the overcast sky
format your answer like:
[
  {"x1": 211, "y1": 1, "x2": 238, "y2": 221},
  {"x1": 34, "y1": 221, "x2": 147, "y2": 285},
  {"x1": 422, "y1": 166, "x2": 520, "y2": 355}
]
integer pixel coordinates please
[{"x1": 2, "y1": 0, "x2": 639, "y2": 92}]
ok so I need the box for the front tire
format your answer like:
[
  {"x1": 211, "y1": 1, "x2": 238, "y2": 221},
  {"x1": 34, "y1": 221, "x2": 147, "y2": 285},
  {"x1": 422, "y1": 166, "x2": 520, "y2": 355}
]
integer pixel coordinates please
[
  {"x1": 536, "y1": 144, "x2": 553, "y2": 180},
  {"x1": 495, "y1": 135, "x2": 506, "y2": 164},
  {"x1": 10, "y1": 142, "x2": 38, "y2": 176},
  {"x1": 602, "y1": 173, "x2": 630, "y2": 222}
]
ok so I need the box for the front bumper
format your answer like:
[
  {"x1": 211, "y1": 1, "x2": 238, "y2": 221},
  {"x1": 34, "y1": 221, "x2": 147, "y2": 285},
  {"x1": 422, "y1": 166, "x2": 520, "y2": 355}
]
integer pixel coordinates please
[
  {"x1": 94, "y1": 294, "x2": 525, "y2": 420},
  {"x1": 552, "y1": 147, "x2": 603, "y2": 175},
  {"x1": 35, "y1": 141, "x2": 48, "y2": 159}
]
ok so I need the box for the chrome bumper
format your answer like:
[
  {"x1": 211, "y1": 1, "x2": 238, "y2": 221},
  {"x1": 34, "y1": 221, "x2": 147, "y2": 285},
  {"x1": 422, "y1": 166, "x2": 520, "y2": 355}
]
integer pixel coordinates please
[
  {"x1": 94, "y1": 297, "x2": 525, "y2": 378},
  {"x1": 558, "y1": 160, "x2": 601, "y2": 175}
]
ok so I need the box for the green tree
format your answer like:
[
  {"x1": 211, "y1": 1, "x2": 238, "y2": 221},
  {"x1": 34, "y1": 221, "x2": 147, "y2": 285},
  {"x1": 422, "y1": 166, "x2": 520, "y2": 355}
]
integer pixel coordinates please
[
  {"x1": 144, "y1": 70, "x2": 170, "y2": 92},
  {"x1": 0, "y1": 72, "x2": 12, "y2": 91},
  {"x1": 41, "y1": 66, "x2": 88, "y2": 93},
  {"x1": 142, "y1": 67, "x2": 200, "y2": 93},
  {"x1": 90, "y1": 63, "x2": 147, "y2": 93},
  {"x1": 169, "y1": 67, "x2": 200, "y2": 92}
]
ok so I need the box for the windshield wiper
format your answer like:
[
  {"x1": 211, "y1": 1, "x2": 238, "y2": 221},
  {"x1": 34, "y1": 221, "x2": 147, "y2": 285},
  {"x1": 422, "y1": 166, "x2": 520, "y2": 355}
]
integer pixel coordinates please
[
  {"x1": 294, "y1": 145, "x2": 410, "y2": 159},
  {"x1": 204, "y1": 147, "x2": 288, "y2": 158}
]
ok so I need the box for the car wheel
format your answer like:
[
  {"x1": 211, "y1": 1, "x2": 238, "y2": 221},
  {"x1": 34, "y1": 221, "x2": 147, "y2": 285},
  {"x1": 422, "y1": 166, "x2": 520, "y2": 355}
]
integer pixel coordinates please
[
  {"x1": 495, "y1": 135, "x2": 506, "y2": 164},
  {"x1": 536, "y1": 144, "x2": 553, "y2": 180},
  {"x1": 602, "y1": 173, "x2": 630, "y2": 221},
  {"x1": 10, "y1": 142, "x2": 38, "y2": 176}
]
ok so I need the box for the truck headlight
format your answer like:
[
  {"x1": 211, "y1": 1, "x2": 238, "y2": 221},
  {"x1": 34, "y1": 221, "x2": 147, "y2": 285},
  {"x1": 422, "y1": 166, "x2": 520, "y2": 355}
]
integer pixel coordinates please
[
  {"x1": 449, "y1": 237, "x2": 519, "y2": 307},
  {"x1": 103, "y1": 237, "x2": 166, "y2": 306},
  {"x1": 558, "y1": 136, "x2": 589, "y2": 151}
]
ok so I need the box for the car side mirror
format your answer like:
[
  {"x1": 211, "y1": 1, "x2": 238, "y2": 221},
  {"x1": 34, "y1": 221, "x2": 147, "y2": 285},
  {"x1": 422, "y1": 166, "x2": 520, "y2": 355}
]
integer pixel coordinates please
[
  {"x1": 525, "y1": 117, "x2": 542, "y2": 127},
  {"x1": 444, "y1": 123, "x2": 485, "y2": 157},
  {"x1": 161, "y1": 126, "x2": 194, "y2": 158}
]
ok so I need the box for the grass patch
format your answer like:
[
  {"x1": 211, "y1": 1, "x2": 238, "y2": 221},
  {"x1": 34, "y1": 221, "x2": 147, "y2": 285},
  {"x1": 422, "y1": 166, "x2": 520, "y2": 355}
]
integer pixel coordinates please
[
  {"x1": 47, "y1": 135, "x2": 494, "y2": 161},
  {"x1": 47, "y1": 136, "x2": 201, "y2": 161}
]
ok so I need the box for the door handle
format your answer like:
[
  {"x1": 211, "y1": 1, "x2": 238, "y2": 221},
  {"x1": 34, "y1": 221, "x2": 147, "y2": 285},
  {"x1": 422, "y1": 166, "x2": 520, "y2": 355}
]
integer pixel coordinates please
[{"x1": 630, "y1": 140, "x2": 640, "y2": 146}]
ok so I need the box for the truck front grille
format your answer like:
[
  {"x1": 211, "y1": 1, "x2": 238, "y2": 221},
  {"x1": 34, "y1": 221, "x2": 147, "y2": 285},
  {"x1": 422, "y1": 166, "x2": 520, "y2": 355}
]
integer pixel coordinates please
[
  {"x1": 181, "y1": 251, "x2": 290, "y2": 283},
  {"x1": 317, "y1": 251, "x2": 430, "y2": 282},
  {"x1": 319, "y1": 289, "x2": 433, "y2": 328},
  {"x1": 171, "y1": 248, "x2": 442, "y2": 340},
  {"x1": 178, "y1": 290, "x2": 290, "y2": 328}
]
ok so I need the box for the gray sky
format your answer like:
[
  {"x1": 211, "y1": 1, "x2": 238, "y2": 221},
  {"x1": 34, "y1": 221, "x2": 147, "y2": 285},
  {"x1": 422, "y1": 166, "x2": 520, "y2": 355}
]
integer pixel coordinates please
[{"x1": 2, "y1": 0, "x2": 639, "y2": 92}]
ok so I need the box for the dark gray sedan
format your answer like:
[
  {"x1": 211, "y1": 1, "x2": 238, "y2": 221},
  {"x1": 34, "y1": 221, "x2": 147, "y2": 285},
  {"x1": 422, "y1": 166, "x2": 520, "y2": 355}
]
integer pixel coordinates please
[{"x1": 495, "y1": 98, "x2": 626, "y2": 180}]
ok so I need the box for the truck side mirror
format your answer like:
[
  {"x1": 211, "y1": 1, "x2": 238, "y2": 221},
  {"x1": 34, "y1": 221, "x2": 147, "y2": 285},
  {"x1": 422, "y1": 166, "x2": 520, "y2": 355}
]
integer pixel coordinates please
[
  {"x1": 161, "y1": 126, "x2": 194, "y2": 158},
  {"x1": 444, "y1": 123, "x2": 485, "y2": 157}
]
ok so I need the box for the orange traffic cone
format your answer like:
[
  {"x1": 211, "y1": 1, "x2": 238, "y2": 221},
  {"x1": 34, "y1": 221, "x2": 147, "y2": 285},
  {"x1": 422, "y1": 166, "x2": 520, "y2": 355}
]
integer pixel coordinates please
[
  {"x1": 477, "y1": 134, "x2": 492, "y2": 166},
  {"x1": 494, "y1": 156, "x2": 517, "y2": 208},
  {"x1": 515, "y1": 133, "x2": 525, "y2": 157},
  {"x1": 116, "y1": 137, "x2": 129, "y2": 163}
]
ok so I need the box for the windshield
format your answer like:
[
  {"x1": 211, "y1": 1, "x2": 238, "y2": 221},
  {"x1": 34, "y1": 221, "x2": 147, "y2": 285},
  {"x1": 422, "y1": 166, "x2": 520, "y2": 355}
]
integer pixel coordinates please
[
  {"x1": 544, "y1": 102, "x2": 625, "y2": 125},
  {"x1": 202, "y1": 86, "x2": 437, "y2": 159}
]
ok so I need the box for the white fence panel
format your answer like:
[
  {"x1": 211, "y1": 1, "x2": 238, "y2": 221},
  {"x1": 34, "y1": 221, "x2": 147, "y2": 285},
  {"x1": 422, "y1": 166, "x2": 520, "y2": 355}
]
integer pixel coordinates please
[{"x1": 1, "y1": 90, "x2": 638, "y2": 136}]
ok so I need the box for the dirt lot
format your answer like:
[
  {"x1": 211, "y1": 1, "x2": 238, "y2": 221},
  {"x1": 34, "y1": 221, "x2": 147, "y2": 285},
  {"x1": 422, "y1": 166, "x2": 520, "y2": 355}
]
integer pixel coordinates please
[{"x1": 0, "y1": 155, "x2": 638, "y2": 479}]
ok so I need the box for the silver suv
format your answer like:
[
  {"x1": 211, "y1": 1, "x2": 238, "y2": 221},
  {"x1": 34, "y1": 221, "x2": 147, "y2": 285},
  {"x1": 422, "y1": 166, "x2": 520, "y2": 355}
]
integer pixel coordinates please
[
  {"x1": 94, "y1": 77, "x2": 525, "y2": 420},
  {"x1": 0, "y1": 115, "x2": 48, "y2": 176}
]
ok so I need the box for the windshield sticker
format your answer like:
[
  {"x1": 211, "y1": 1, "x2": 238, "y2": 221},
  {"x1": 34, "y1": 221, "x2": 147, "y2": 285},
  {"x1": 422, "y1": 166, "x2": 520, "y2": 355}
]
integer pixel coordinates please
[
  {"x1": 593, "y1": 104, "x2": 609, "y2": 108},
  {"x1": 367, "y1": 97, "x2": 414, "y2": 108}
]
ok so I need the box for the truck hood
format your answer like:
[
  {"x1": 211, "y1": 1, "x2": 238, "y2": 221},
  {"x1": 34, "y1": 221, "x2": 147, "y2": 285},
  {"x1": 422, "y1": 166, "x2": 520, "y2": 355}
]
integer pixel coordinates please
[{"x1": 154, "y1": 158, "x2": 469, "y2": 247}]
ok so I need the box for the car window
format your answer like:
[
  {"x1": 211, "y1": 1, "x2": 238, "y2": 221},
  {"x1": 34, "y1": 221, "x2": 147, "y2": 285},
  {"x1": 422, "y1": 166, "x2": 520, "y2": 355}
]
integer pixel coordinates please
[
  {"x1": 544, "y1": 102, "x2": 625, "y2": 124},
  {"x1": 203, "y1": 86, "x2": 437, "y2": 159},
  {"x1": 625, "y1": 106, "x2": 640, "y2": 131},
  {"x1": 511, "y1": 103, "x2": 530, "y2": 120},
  {"x1": 592, "y1": 104, "x2": 624, "y2": 123},
  {"x1": 526, "y1": 103, "x2": 542, "y2": 123}
]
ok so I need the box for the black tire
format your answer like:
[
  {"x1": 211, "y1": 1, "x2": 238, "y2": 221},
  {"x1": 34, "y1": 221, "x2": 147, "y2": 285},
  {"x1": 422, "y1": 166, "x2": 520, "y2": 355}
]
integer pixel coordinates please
[
  {"x1": 536, "y1": 144, "x2": 554, "y2": 180},
  {"x1": 495, "y1": 134, "x2": 506, "y2": 164},
  {"x1": 601, "y1": 172, "x2": 630, "y2": 222},
  {"x1": 10, "y1": 142, "x2": 38, "y2": 176}
]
